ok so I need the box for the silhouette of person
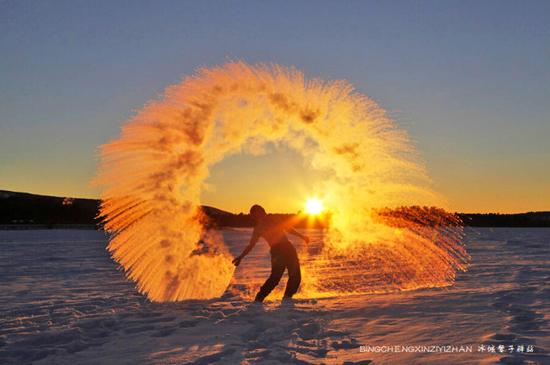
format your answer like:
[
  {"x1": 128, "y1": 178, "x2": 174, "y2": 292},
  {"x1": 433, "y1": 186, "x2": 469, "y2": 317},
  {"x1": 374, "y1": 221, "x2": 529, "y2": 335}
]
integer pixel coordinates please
[{"x1": 232, "y1": 204, "x2": 310, "y2": 302}]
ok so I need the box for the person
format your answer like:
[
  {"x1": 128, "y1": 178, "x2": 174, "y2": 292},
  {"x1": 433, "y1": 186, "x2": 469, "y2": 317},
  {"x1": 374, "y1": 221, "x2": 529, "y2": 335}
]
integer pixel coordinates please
[{"x1": 232, "y1": 204, "x2": 310, "y2": 302}]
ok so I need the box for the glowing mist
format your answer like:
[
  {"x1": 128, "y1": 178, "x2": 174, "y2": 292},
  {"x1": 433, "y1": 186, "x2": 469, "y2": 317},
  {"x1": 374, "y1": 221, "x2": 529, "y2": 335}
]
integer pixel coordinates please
[{"x1": 96, "y1": 62, "x2": 469, "y2": 302}]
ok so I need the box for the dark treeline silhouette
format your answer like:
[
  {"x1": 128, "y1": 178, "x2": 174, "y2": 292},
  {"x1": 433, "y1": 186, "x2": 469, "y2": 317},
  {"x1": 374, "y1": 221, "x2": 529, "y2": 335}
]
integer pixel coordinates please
[
  {"x1": 373, "y1": 205, "x2": 550, "y2": 228},
  {"x1": 1, "y1": 190, "x2": 549, "y2": 228},
  {"x1": 457, "y1": 212, "x2": 550, "y2": 227},
  {"x1": 1, "y1": 190, "x2": 100, "y2": 227}
]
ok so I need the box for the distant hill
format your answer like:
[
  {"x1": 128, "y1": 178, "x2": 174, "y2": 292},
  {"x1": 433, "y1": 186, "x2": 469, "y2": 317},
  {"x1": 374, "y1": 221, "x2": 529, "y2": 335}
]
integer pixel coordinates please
[
  {"x1": 0, "y1": 190, "x2": 100, "y2": 226},
  {"x1": 457, "y1": 212, "x2": 550, "y2": 227},
  {"x1": 1, "y1": 189, "x2": 549, "y2": 228},
  {"x1": 0, "y1": 190, "x2": 242, "y2": 228}
]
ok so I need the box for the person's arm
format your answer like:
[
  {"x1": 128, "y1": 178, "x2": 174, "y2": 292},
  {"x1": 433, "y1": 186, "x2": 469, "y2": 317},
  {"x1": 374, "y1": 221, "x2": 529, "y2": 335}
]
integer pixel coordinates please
[
  {"x1": 232, "y1": 228, "x2": 260, "y2": 266},
  {"x1": 286, "y1": 228, "x2": 310, "y2": 244}
]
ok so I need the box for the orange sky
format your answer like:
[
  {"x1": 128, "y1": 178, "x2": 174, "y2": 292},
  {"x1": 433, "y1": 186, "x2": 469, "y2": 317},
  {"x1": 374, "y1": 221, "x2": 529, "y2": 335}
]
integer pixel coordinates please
[{"x1": 5, "y1": 144, "x2": 548, "y2": 214}]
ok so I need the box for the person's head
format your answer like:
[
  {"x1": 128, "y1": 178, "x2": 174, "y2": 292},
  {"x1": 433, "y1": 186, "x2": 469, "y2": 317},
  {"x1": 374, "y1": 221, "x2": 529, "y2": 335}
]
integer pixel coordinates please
[{"x1": 249, "y1": 204, "x2": 267, "y2": 222}]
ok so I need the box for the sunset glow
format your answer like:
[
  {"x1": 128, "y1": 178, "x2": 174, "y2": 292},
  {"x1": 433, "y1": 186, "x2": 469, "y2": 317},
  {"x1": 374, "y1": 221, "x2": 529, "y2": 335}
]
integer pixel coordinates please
[{"x1": 305, "y1": 198, "x2": 324, "y2": 215}]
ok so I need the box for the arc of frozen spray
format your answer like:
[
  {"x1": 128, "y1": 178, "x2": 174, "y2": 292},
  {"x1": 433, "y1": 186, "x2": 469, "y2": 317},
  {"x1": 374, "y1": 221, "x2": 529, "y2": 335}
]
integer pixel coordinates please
[{"x1": 95, "y1": 62, "x2": 469, "y2": 302}]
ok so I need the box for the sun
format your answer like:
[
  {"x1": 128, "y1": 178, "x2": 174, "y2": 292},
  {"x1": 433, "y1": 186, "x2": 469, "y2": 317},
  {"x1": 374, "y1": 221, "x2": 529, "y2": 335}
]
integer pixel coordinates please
[{"x1": 305, "y1": 198, "x2": 324, "y2": 215}]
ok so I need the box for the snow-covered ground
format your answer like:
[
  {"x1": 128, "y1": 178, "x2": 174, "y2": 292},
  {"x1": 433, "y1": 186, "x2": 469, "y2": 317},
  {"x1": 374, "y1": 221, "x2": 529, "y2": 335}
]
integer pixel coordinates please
[{"x1": 1, "y1": 228, "x2": 549, "y2": 364}]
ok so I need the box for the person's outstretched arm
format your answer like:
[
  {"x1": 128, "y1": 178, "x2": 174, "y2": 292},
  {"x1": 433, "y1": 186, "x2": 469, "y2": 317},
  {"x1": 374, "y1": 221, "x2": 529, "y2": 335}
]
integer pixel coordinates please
[
  {"x1": 286, "y1": 228, "x2": 310, "y2": 244},
  {"x1": 232, "y1": 229, "x2": 260, "y2": 266}
]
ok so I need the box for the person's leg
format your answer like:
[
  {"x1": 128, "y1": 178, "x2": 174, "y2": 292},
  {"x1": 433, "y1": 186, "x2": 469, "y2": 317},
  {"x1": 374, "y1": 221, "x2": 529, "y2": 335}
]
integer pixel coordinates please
[
  {"x1": 255, "y1": 251, "x2": 286, "y2": 302},
  {"x1": 283, "y1": 244, "x2": 301, "y2": 298}
]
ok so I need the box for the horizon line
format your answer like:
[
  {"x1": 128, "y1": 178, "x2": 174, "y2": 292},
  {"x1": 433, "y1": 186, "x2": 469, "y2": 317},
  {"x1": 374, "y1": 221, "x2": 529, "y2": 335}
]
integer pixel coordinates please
[{"x1": 2, "y1": 188, "x2": 549, "y2": 216}]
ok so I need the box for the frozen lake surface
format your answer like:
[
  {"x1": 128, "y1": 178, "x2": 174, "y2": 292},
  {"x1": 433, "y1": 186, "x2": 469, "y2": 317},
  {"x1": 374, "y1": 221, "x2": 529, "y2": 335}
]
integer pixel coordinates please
[{"x1": 0, "y1": 228, "x2": 549, "y2": 364}]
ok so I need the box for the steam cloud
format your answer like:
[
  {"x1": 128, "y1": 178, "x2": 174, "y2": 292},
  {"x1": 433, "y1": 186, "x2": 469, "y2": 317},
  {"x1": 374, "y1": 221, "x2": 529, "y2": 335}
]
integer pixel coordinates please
[{"x1": 96, "y1": 62, "x2": 469, "y2": 302}]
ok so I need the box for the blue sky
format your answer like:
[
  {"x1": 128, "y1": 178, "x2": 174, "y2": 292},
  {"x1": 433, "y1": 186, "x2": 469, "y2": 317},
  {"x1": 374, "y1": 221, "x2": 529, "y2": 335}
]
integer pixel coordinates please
[{"x1": 1, "y1": 0, "x2": 549, "y2": 212}]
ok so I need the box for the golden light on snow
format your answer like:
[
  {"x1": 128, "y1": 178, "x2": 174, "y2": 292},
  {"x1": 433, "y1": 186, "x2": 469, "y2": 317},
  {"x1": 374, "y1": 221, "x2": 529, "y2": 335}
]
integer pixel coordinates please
[{"x1": 305, "y1": 198, "x2": 324, "y2": 215}]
